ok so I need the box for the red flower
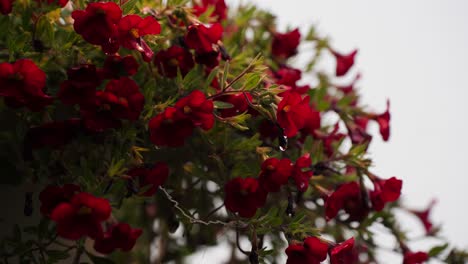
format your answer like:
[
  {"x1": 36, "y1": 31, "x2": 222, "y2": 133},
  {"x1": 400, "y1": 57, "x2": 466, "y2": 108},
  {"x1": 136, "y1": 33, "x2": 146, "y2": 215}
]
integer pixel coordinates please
[
  {"x1": 127, "y1": 162, "x2": 169, "y2": 196},
  {"x1": 58, "y1": 64, "x2": 102, "y2": 106},
  {"x1": 371, "y1": 100, "x2": 391, "y2": 141},
  {"x1": 118, "y1": 15, "x2": 161, "y2": 61},
  {"x1": 149, "y1": 107, "x2": 195, "y2": 147},
  {"x1": 102, "y1": 55, "x2": 139, "y2": 79},
  {"x1": 409, "y1": 200, "x2": 436, "y2": 235},
  {"x1": 331, "y1": 49, "x2": 357, "y2": 77},
  {"x1": 286, "y1": 237, "x2": 328, "y2": 264},
  {"x1": 300, "y1": 106, "x2": 321, "y2": 137},
  {"x1": 72, "y1": 2, "x2": 122, "y2": 53},
  {"x1": 154, "y1": 45, "x2": 195, "y2": 78},
  {"x1": 271, "y1": 28, "x2": 301, "y2": 59},
  {"x1": 23, "y1": 119, "x2": 82, "y2": 157},
  {"x1": 215, "y1": 92, "x2": 252, "y2": 118},
  {"x1": 193, "y1": 0, "x2": 228, "y2": 22},
  {"x1": 275, "y1": 67, "x2": 301, "y2": 87},
  {"x1": 330, "y1": 237, "x2": 355, "y2": 264},
  {"x1": 370, "y1": 176, "x2": 402, "y2": 211},
  {"x1": 175, "y1": 90, "x2": 214, "y2": 130},
  {"x1": 94, "y1": 223, "x2": 142, "y2": 254},
  {"x1": 1, "y1": 0, "x2": 14, "y2": 14},
  {"x1": 292, "y1": 154, "x2": 313, "y2": 192},
  {"x1": 313, "y1": 123, "x2": 346, "y2": 157},
  {"x1": 39, "y1": 184, "x2": 81, "y2": 216},
  {"x1": 345, "y1": 120, "x2": 372, "y2": 145},
  {"x1": 224, "y1": 177, "x2": 267, "y2": 218},
  {"x1": 277, "y1": 92, "x2": 312, "y2": 137},
  {"x1": 0, "y1": 59, "x2": 52, "y2": 111},
  {"x1": 195, "y1": 50, "x2": 220, "y2": 68},
  {"x1": 185, "y1": 23, "x2": 223, "y2": 53},
  {"x1": 403, "y1": 251, "x2": 429, "y2": 264},
  {"x1": 34, "y1": 0, "x2": 68, "y2": 7},
  {"x1": 325, "y1": 182, "x2": 368, "y2": 221},
  {"x1": 259, "y1": 158, "x2": 293, "y2": 192},
  {"x1": 81, "y1": 77, "x2": 144, "y2": 131},
  {"x1": 50, "y1": 192, "x2": 111, "y2": 240}
]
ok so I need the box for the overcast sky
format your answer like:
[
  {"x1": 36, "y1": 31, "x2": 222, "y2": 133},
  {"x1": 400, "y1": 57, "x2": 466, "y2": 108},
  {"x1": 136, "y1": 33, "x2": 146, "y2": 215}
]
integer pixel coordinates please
[{"x1": 189, "y1": 1, "x2": 468, "y2": 263}]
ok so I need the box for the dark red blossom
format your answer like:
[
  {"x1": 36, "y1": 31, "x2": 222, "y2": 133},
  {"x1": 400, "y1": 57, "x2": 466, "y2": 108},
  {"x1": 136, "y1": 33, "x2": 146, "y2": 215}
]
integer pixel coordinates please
[
  {"x1": 272, "y1": 28, "x2": 301, "y2": 59},
  {"x1": 175, "y1": 90, "x2": 214, "y2": 130},
  {"x1": 224, "y1": 177, "x2": 267, "y2": 218},
  {"x1": 193, "y1": 0, "x2": 228, "y2": 22},
  {"x1": 185, "y1": 23, "x2": 223, "y2": 53},
  {"x1": 292, "y1": 154, "x2": 313, "y2": 192},
  {"x1": 325, "y1": 182, "x2": 368, "y2": 221},
  {"x1": 215, "y1": 92, "x2": 252, "y2": 117},
  {"x1": 336, "y1": 73, "x2": 361, "y2": 95},
  {"x1": 1, "y1": 0, "x2": 14, "y2": 14},
  {"x1": 149, "y1": 107, "x2": 194, "y2": 147},
  {"x1": 370, "y1": 176, "x2": 402, "y2": 211},
  {"x1": 409, "y1": 200, "x2": 436, "y2": 235},
  {"x1": 0, "y1": 59, "x2": 52, "y2": 111},
  {"x1": 154, "y1": 45, "x2": 194, "y2": 78},
  {"x1": 34, "y1": 0, "x2": 68, "y2": 7},
  {"x1": 127, "y1": 162, "x2": 169, "y2": 196},
  {"x1": 81, "y1": 77, "x2": 144, "y2": 131},
  {"x1": 330, "y1": 237, "x2": 355, "y2": 264},
  {"x1": 72, "y1": 2, "x2": 122, "y2": 53},
  {"x1": 102, "y1": 55, "x2": 139, "y2": 79},
  {"x1": 277, "y1": 92, "x2": 312, "y2": 137},
  {"x1": 331, "y1": 49, "x2": 358, "y2": 76},
  {"x1": 58, "y1": 64, "x2": 102, "y2": 106},
  {"x1": 195, "y1": 50, "x2": 220, "y2": 68},
  {"x1": 300, "y1": 106, "x2": 321, "y2": 136},
  {"x1": 313, "y1": 124, "x2": 346, "y2": 157},
  {"x1": 39, "y1": 184, "x2": 81, "y2": 216},
  {"x1": 259, "y1": 158, "x2": 293, "y2": 192},
  {"x1": 403, "y1": 251, "x2": 429, "y2": 264},
  {"x1": 94, "y1": 223, "x2": 142, "y2": 254},
  {"x1": 372, "y1": 100, "x2": 391, "y2": 141},
  {"x1": 24, "y1": 119, "x2": 82, "y2": 157},
  {"x1": 118, "y1": 15, "x2": 161, "y2": 61},
  {"x1": 285, "y1": 237, "x2": 328, "y2": 264},
  {"x1": 50, "y1": 192, "x2": 111, "y2": 240}
]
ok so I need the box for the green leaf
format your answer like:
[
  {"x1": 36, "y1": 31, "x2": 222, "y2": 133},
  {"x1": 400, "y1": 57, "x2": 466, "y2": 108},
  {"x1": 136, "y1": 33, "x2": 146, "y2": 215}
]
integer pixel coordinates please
[
  {"x1": 429, "y1": 243, "x2": 449, "y2": 257},
  {"x1": 122, "y1": 0, "x2": 139, "y2": 14},
  {"x1": 213, "y1": 101, "x2": 234, "y2": 109}
]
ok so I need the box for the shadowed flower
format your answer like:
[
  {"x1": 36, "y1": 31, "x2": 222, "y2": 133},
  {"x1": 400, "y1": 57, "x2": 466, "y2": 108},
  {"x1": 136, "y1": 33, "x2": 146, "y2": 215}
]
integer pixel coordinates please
[
  {"x1": 39, "y1": 184, "x2": 81, "y2": 216},
  {"x1": 272, "y1": 28, "x2": 301, "y2": 59},
  {"x1": 325, "y1": 182, "x2": 368, "y2": 221},
  {"x1": 127, "y1": 162, "x2": 169, "y2": 196},
  {"x1": 58, "y1": 64, "x2": 102, "y2": 106},
  {"x1": 154, "y1": 45, "x2": 194, "y2": 78},
  {"x1": 330, "y1": 237, "x2": 355, "y2": 264},
  {"x1": 102, "y1": 55, "x2": 139, "y2": 79},
  {"x1": 286, "y1": 236, "x2": 328, "y2": 264},
  {"x1": 224, "y1": 177, "x2": 267, "y2": 218},
  {"x1": 50, "y1": 192, "x2": 111, "y2": 240},
  {"x1": 292, "y1": 154, "x2": 313, "y2": 192},
  {"x1": 215, "y1": 92, "x2": 252, "y2": 118},
  {"x1": 0, "y1": 0, "x2": 13, "y2": 14},
  {"x1": 259, "y1": 157, "x2": 293, "y2": 192},
  {"x1": 72, "y1": 2, "x2": 122, "y2": 53},
  {"x1": 94, "y1": 223, "x2": 142, "y2": 254},
  {"x1": 175, "y1": 90, "x2": 214, "y2": 130},
  {"x1": 149, "y1": 107, "x2": 195, "y2": 147},
  {"x1": 0, "y1": 59, "x2": 52, "y2": 111}
]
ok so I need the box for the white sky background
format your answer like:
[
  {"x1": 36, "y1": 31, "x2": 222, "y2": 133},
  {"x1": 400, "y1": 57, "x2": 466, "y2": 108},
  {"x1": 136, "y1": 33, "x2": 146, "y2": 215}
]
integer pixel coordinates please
[{"x1": 187, "y1": 0, "x2": 468, "y2": 263}]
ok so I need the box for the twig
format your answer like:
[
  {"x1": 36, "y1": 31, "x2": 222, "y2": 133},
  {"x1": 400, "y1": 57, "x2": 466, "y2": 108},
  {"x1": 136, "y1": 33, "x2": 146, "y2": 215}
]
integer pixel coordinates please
[{"x1": 159, "y1": 186, "x2": 232, "y2": 226}]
